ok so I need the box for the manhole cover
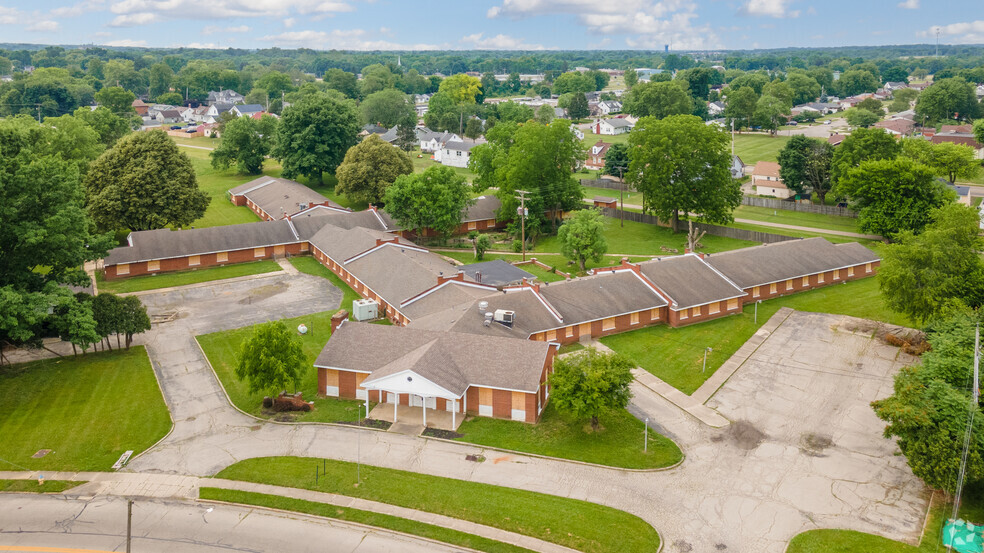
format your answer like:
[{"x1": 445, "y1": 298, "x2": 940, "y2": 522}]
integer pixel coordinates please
[{"x1": 32, "y1": 449, "x2": 51, "y2": 458}]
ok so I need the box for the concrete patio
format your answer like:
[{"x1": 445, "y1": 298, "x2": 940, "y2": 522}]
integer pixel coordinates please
[{"x1": 370, "y1": 403, "x2": 464, "y2": 432}]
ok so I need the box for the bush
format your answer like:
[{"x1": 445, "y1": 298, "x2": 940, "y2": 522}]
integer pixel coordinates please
[
  {"x1": 475, "y1": 234, "x2": 492, "y2": 261},
  {"x1": 512, "y1": 239, "x2": 523, "y2": 253}
]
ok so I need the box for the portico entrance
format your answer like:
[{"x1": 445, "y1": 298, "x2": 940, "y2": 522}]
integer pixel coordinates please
[
  {"x1": 369, "y1": 402, "x2": 463, "y2": 431},
  {"x1": 360, "y1": 369, "x2": 465, "y2": 431}
]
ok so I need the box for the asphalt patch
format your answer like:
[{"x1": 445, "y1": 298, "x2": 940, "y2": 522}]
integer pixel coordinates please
[
  {"x1": 728, "y1": 420, "x2": 767, "y2": 450},
  {"x1": 799, "y1": 432, "x2": 834, "y2": 457}
]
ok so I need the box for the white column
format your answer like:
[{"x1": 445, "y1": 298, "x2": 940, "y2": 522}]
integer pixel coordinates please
[
  {"x1": 393, "y1": 396, "x2": 398, "y2": 422},
  {"x1": 452, "y1": 399, "x2": 457, "y2": 428},
  {"x1": 422, "y1": 396, "x2": 427, "y2": 427},
  {"x1": 365, "y1": 397, "x2": 369, "y2": 421}
]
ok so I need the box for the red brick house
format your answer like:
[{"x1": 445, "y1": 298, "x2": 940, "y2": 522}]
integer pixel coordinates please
[
  {"x1": 229, "y1": 177, "x2": 350, "y2": 221},
  {"x1": 315, "y1": 321, "x2": 558, "y2": 424}
]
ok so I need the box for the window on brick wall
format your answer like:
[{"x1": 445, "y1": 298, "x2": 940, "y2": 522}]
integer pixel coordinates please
[
  {"x1": 691, "y1": 306, "x2": 700, "y2": 318},
  {"x1": 802, "y1": 276, "x2": 809, "y2": 287},
  {"x1": 679, "y1": 309, "x2": 688, "y2": 320},
  {"x1": 752, "y1": 286, "x2": 760, "y2": 298},
  {"x1": 727, "y1": 298, "x2": 738, "y2": 310},
  {"x1": 546, "y1": 330, "x2": 556, "y2": 341},
  {"x1": 117, "y1": 263, "x2": 129, "y2": 275},
  {"x1": 833, "y1": 269, "x2": 840, "y2": 280},
  {"x1": 818, "y1": 272, "x2": 825, "y2": 283},
  {"x1": 147, "y1": 260, "x2": 160, "y2": 271},
  {"x1": 865, "y1": 263, "x2": 872, "y2": 273},
  {"x1": 565, "y1": 326, "x2": 574, "y2": 338},
  {"x1": 602, "y1": 318, "x2": 615, "y2": 331},
  {"x1": 630, "y1": 312, "x2": 640, "y2": 325},
  {"x1": 188, "y1": 255, "x2": 200, "y2": 266},
  {"x1": 467, "y1": 221, "x2": 477, "y2": 230},
  {"x1": 253, "y1": 247, "x2": 265, "y2": 258},
  {"x1": 300, "y1": 242, "x2": 309, "y2": 252},
  {"x1": 650, "y1": 308, "x2": 660, "y2": 320},
  {"x1": 709, "y1": 303, "x2": 720, "y2": 314},
  {"x1": 769, "y1": 282, "x2": 777, "y2": 294},
  {"x1": 217, "y1": 252, "x2": 228, "y2": 263},
  {"x1": 848, "y1": 266, "x2": 854, "y2": 277}
]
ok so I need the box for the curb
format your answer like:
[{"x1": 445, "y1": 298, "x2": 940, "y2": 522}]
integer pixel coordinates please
[
  {"x1": 117, "y1": 346, "x2": 175, "y2": 469},
  {"x1": 196, "y1": 497, "x2": 487, "y2": 553},
  {"x1": 116, "y1": 266, "x2": 286, "y2": 297},
  {"x1": 418, "y1": 433, "x2": 686, "y2": 473}
]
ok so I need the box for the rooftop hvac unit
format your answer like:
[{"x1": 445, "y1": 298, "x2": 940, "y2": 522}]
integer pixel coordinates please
[
  {"x1": 493, "y1": 309, "x2": 515, "y2": 327},
  {"x1": 352, "y1": 299, "x2": 379, "y2": 321},
  {"x1": 483, "y1": 311, "x2": 494, "y2": 326},
  {"x1": 478, "y1": 301, "x2": 489, "y2": 313}
]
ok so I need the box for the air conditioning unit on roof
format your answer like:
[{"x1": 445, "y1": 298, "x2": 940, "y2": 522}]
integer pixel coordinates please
[{"x1": 352, "y1": 299, "x2": 379, "y2": 321}]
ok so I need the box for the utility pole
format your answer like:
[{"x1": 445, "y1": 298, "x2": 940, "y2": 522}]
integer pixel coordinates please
[
  {"x1": 126, "y1": 499, "x2": 133, "y2": 553},
  {"x1": 936, "y1": 28, "x2": 941, "y2": 58},
  {"x1": 516, "y1": 190, "x2": 529, "y2": 262},
  {"x1": 36, "y1": 104, "x2": 41, "y2": 124},
  {"x1": 616, "y1": 166, "x2": 626, "y2": 228}
]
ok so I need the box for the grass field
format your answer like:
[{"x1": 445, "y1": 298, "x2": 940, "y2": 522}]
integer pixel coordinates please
[
  {"x1": 581, "y1": 185, "x2": 641, "y2": 205},
  {"x1": 533, "y1": 216, "x2": 756, "y2": 256},
  {"x1": 196, "y1": 257, "x2": 369, "y2": 423},
  {"x1": 215, "y1": 456, "x2": 661, "y2": 553},
  {"x1": 0, "y1": 480, "x2": 83, "y2": 493},
  {"x1": 453, "y1": 403, "x2": 681, "y2": 469},
  {"x1": 95, "y1": 260, "x2": 282, "y2": 294},
  {"x1": 439, "y1": 250, "x2": 653, "y2": 275},
  {"x1": 728, "y1": 220, "x2": 879, "y2": 245},
  {"x1": 179, "y1": 146, "x2": 266, "y2": 228},
  {"x1": 733, "y1": 133, "x2": 791, "y2": 165},
  {"x1": 734, "y1": 205, "x2": 860, "y2": 233},
  {"x1": 410, "y1": 147, "x2": 479, "y2": 183},
  {"x1": 200, "y1": 488, "x2": 532, "y2": 553},
  {"x1": 602, "y1": 277, "x2": 910, "y2": 394},
  {"x1": 0, "y1": 347, "x2": 171, "y2": 471}
]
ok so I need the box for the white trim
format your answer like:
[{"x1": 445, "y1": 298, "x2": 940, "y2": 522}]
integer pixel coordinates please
[
  {"x1": 693, "y1": 253, "x2": 746, "y2": 295},
  {"x1": 312, "y1": 364, "x2": 372, "y2": 374},
  {"x1": 361, "y1": 368, "x2": 462, "y2": 400},
  {"x1": 105, "y1": 239, "x2": 304, "y2": 266},
  {"x1": 292, "y1": 204, "x2": 351, "y2": 218},
  {"x1": 286, "y1": 218, "x2": 299, "y2": 241},
  {"x1": 369, "y1": 207, "x2": 390, "y2": 230},
  {"x1": 233, "y1": 179, "x2": 276, "y2": 196},
  {"x1": 526, "y1": 305, "x2": 665, "y2": 338},
  {"x1": 400, "y1": 279, "x2": 498, "y2": 308},
  {"x1": 511, "y1": 409, "x2": 526, "y2": 422},
  {"x1": 734, "y1": 261, "x2": 877, "y2": 290},
  {"x1": 667, "y1": 293, "x2": 747, "y2": 312}
]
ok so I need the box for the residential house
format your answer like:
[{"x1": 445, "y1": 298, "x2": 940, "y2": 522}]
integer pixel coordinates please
[
  {"x1": 232, "y1": 104, "x2": 265, "y2": 118},
  {"x1": 420, "y1": 130, "x2": 460, "y2": 154},
  {"x1": 593, "y1": 196, "x2": 617, "y2": 208},
  {"x1": 228, "y1": 177, "x2": 351, "y2": 221},
  {"x1": 750, "y1": 161, "x2": 791, "y2": 199},
  {"x1": 361, "y1": 123, "x2": 387, "y2": 137},
  {"x1": 708, "y1": 101, "x2": 726, "y2": 117},
  {"x1": 207, "y1": 89, "x2": 244, "y2": 106},
  {"x1": 884, "y1": 82, "x2": 909, "y2": 93},
  {"x1": 827, "y1": 134, "x2": 847, "y2": 146},
  {"x1": 440, "y1": 138, "x2": 486, "y2": 168},
  {"x1": 554, "y1": 107, "x2": 568, "y2": 119},
  {"x1": 205, "y1": 103, "x2": 233, "y2": 123},
  {"x1": 598, "y1": 100, "x2": 622, "y2": 115},
  {"x1": 730, "y1": 155, "x2": 745, "y2": 179},
  {"x1": 585, "y1": 140, "x2": 612, "y2": 170},
  {"x1": 931, "y1": 131, "x2": 984, "y2": 159},
  {"x1": 132, "y1": 99, "x2": 149, "y2": 116},
  {"x1": 155, "y1": 109, "x2": 182, "y2": 124},
  {"x1": 948, "y1": 183, "x2": 972, "y2": 206},
  {"x1": 570, "y1": 125, "x2": 584, "y2": 140},
  {"x1": 596, "y1": 118, "x2": 633, "y2": 135},
  {"x1": 176, "y1": 106, "x2": 197, "y2": 123},
  {"x1": 874, "y1": 118, "x2": 915, "y2": 136}
]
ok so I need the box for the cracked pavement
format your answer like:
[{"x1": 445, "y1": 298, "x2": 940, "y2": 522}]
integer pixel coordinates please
[{"x1": 113, "y1": 274, "x2": 927, "y2": 552}]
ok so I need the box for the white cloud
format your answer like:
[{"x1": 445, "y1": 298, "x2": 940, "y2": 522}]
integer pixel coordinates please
[
  {"x1": 486, "y1": 0, "x2": 721, "y2": 50},
  {"x1": 104, "y1": 38, "x2": 147, "y2": 46},
  {"x1": 27, "y1": 20, "x2": 60, "y2": 32},
  {"x1": 897, "y1": 0, "x2": 919, "y2": 8},
  {"x1": 283, "y1": 17, "x2": 295, "y2": 27},
  {"x1": 0, "y1": 6, "x2": 21, "y2": 24},
  {"x1": 203, "y1": 24, "x2": 250, "y2": 33},
  {"x1": 91, "y1": 31, "x2": 112, "y2": 37},
  {"x1": 185, "y1": 42, "x2": 220, "y2": 48},
  {"x1": 741, "y1": 0, "x2": 798, "y2": 18},
  {"x1": 460, "y1": 32, "x2": 545, "y2": 50},
  {"x1": 919, "y1": 21, "x2": 984, "y2": 44},
  {"x1": 260, "y1": 28, "x2": 441, "y2": 50},
  {"x1": 109, "y1": 12, "x2": 158, "y2": 26},
  {"x1": 51, "y1": 0, "x2": 105, "y2": 18},
  {"x1": 108, "y1": 0, "x2": 354, "y2": 22}
]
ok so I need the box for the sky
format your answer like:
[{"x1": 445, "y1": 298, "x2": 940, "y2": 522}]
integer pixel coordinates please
[{"x1": 0, "y1": 0, "x2": 981, "y2": 52}]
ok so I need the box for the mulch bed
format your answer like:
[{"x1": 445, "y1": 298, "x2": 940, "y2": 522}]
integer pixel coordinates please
[
  {"x1": 422, "y1": 427, "x2": 464, "y2": 440},
  {"x1": 334, "y1": 418, "x2": 392, "y2": 430}
]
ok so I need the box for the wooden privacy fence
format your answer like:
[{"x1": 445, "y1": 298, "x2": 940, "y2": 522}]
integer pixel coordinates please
[
  {"x1": 598, "y1": 207, "x2": 798, "y2": 244},
  {"x1": 580, "y1": 178, "x2": 634, "y2": 191},
  {"x1": 741, "y1": 196, "x2": 856, "y2": 217}
]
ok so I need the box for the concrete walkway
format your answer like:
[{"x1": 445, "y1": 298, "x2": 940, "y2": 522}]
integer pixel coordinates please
[
  {"x1": 0, "y1": 471, "x2": 577, "y2": 553},
  {"x1": 175, "y1": 143, "x2": 215, "y2": 151}
]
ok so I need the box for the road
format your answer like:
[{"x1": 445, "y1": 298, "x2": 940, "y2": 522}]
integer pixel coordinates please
[{"x1": 0, "y1": 494, "x2": 459, "y2": 553}]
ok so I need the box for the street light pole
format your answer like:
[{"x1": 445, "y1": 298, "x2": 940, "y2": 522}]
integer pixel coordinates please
[
  {"x1": 126, "y1": 499, "x2": 132, "y2": 553},
  {"x1": 702, "y1": 347, "x2": 713, "y2": 373}
]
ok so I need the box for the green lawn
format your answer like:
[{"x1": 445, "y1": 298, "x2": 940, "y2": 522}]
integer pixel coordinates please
[
  {"x1": 201, "y1": 488, "x2": 533, "y2": 553},
  {"x1": 728, "y1": 220, "x2": 875, "y2": 245},
  {"x1": 557, "y1": 342, "x2": 585, "y2": 355},
  {"x1": 734, "y1": 205, "x2": 860, "y2": 233},
  {"x1": 439, "y1": 250, "x2": 653, "y2": 275},
  {"x1": 581, "y1": 185, "x2": 641, "y2": 205},
  {"x1": 534, "y1": 216, "x2": 756, "y2": 256},
  {"x1": 411, "y1": 147, "x2": 479, "y2": 183},
  {"x1": 0, "y1": 480, "x2": 83, "y2": 493},
  {"x1": 733, "y1": 133, "x2": 791, "y2": 165},
  {"x1": 514, "y1": 262, "x2": 567, "y2": 283},
  {"x1": 172, "y1": 135, "x2": 221, "y2": 149},
  {"x1": 96, "y1": 260, "x2": 282, "y2": 294},
  {"x1": 214, "y1": 456, "x2": 660, "y2": 553},
  {"x1": 453, "y1": 404, "x2": 681, "y2": 469},
  {"x1": 580, "y1": 130, "x2": 630, "y2": 150},
  {"x1": 602, "y1": 277, "x2": 910, "y2": 394},
  {"x1": 196, "y1": 256, "x2": 369, "y2": 423},
  {"x1": 0, "y1": 347, "x2": 171, "y2": 471},
  {"x1": 180, "y1": 147, "x2": 266, "y2": 228}
]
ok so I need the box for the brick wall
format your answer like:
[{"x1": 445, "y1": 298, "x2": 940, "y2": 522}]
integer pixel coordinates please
[
  {"x1": 667, "y1": 298, "x2": 743, "y2": 328},
  {"x1": 531, "y1": 306, "x2": 668, "y2": 344},
  {"x1": 743, "y1": 262, "x2": 878, "y2": 302},
  {"x1": 104, "y1": 242, "x2": 304, "y2": 279}
]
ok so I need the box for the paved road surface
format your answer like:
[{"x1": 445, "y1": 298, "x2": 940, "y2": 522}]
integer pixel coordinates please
[{"x1": 0, "y1": 494, "x2": 459, "y2": 553}]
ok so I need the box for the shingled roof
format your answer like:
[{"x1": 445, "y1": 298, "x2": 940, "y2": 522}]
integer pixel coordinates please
[
  {"x1": 229, "y1": 177, "x2": 346, "y2": 219},
  {"x1": 637, "y1": 255, "x2": 744, "y2": 310},
  {"x1": 315, "y1": 322, "x2": 552, "y2": 395}
]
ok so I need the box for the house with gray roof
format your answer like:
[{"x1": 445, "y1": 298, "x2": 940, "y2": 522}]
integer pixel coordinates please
[
  {"x1": 439, "y1": 138, "x2": 486, "y2": 168},
  {"x1": 636, "y1": 254, "x2": 745, "y2": 326},
  {"x1": 231, "y1": 104, "x2": 265, "y2": 118},
  {"x1": 315, "y1": 321, "x2": 557, "y2": 425},
  {"x1": 229, "y1": 177, "x2": 349, "y2": 221}
]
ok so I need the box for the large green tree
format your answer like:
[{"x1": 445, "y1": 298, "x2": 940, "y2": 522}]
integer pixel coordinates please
[
  {"x1": 836, "y1": 70, "x2": 879, "y2": 97},
  {"x1": 753, "y1": 94, "x2": 790, "y2": 136},
  {"x1": 273, "y1": 92, "x2": 361, "y2": 185},
  {"x1": 623, "y1": 81, "x2": 692, "y2": 119},
  {"x1": 210, "y1": 115, "x2": 272, "y2": 175},
  {"x1": 85, "y1": 130, "x2": 210, "y2": 232},
  {"x1": 549, "y1": 348, "x2": 634, "y2": 431},
  {"x1": 74, "y1": 106, "x2": 134, "y2": 147},
  {"x1": 873, "y1": 310, "x2": 984, "y2": 493},
  {"x1": 94, "y1": 86, "x2": 136, "y2": 115},
  {"x1": 628, "y1": 114, "x2": 741, "y2": 232},
  {"x1": 360, "y1": 88, "x2": 415, "y2": 128},
  {"x1": 724, "y1": 86, "x2": 758, "y2": 131},
  {"x1": 552, "y1": 71, "x2": 596, "y2": 95},
  {"x1": 902, "y1": 139, "x2": 981, "y2": 184},
  {"x1": 838, "y1": 158, "x2": 954, "y2": 238},
  {"x1": 831, "y1": 127, "x2": 902, "y2": 186},
  {"x1": 777, "y1": 136, "x2": 834, "y2": 203},
  {"x1": 785, "y1": 72, "x2": 822, "y2": 105},
  {"x1": 235, "y1": 321, "x2": 306, "y2": 396},
  {"x1": 558, "y1": 208, "x2": 608, "y2": 272},
  {"x1": 148, "y1": 62, "x2": 174, "y2": 99},
  {"x1": 602, "y1": 143, "x2": 630, "y2": 178},
  {"x1": 567, "y1": 93, "x2": 590, "y2": 120},
  {"x1": 844, "y1": 108, "x2": 881, "y2": 128},
  {"x1": 383, "y1": 166, "x2": 472, "y2": 239},
  {"x1": 916, "y1": 77, "x2": 980, "y2": 123},
  {"x1": 335, "y1": 134, "x2": 414, "y2": 205},
  {"x1": 878, "y1": 203, "x2": 984, "y2": 324}
]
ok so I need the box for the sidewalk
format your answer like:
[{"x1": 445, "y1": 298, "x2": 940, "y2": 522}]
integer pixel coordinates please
[{"x1": 0, "y1": 471, "x2": 578, "y2": 553}]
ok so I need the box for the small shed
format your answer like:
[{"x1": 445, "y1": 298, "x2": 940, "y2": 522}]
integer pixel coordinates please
[{"x1": 593, "y1": 196, "x2": 617, "y2": 209}]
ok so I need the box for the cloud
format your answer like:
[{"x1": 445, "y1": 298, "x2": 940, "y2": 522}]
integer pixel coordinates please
[
  {"x1": 109, "y1": 12, "x2": 159, "y2": 26},
  {"x1": 460, "y1": 32, "x2": 546, "y2": 50},
  {"x1": 486, "y1": 0, "x2": 721, "y2": 50},
  {"x1": 108, "y1": 0, "x2": 355, "y2": 22},
  {"x1": 897, "y1": 0, "x2": 919, "y2": 8},
  {"x1": 920, "y1": 20, "x2": 984, "y2": 43},
  {"x1": 260, "y1": 28, "x2": 442, "y2": 50},
  {"x1": 104, "y1": 38, "x2": 147, "y2": 46},
  {"x1": 91, "y1": 31, "x2": 112, "y2": 37},
  {"x1": 0, "y1": 6, "x2": 21, "y2": 24},
  {"x1": 185, "y1": 42, "x2": 220, "y2": 48},
  {"x1": 50, "y1": 0, "x2": 105, "y2": 18},
  {"x1": 740, "y1": 0, "x2": 798, "y2": 18},
  {"x1": 203, "y1": 24, "x2": 250, "y2": 33},
  {"x1": 27, "y1": 20, "x2": 60, "y2": 32}
]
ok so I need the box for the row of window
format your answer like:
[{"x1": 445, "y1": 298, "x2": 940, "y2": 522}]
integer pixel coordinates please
[
  {"x1": 115, "y1": 243, "x2": 313, "y2": 276},
  {"x1": 751, "y1": 264, "x2": 869, "y2": 298}
]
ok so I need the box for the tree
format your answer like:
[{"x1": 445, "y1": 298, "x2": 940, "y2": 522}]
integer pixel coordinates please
[
  {"x1": 916, "y1": 77, "x2": 980, "y2": 123},
  {"x1": 761, "y1": 80, "x2": 794, "y2": 109},
  {"x1": 273, "y1": 92, "x2": 361, "y2": 185},
  {"x1": 890, "y1": 88, "x2": 919, "y2": 112},
  {"x1": 335, "y1": 134, "x2": 414, "y2": 205},
  {"x1": 785, "y1": 72, "x2": 821, "y2": 105},
  {"x1": 974, "y1": 120, "x2": 984, "y2": 146},
  {"x1": 463, "y1": 117, "x2": 483, "y2": 139},
  {"x1": 94, "y1": 86, "x2": 136, "y2": 115},
  {"x1": 395, "y1": 120, "x2": 417, "y2": 153},
  {"x1": 85, "y1": 130, "x2": 210, "y2": 232},
  {"x1": 494, "y1": 101, "x2": 534, "y2": 124},
  {"x1": 360, "y1": 88, "x2": 415, "y2": 128},
  {"x1": 474, "y1": 234, "x2": 491, "y2": 260},
  {"x1": 778, "y1": 136, "x2": 834, "y2": 200},
  {"x1": 856, "y1": 97, "x2": 883, "y2": 113},
  {"x1": 602, "y1": 143, "x2": 629, "y2": 178},
  {"x1": 155, "y1": 92, "x2": 184, "y2": 106},
  {"x1": 878, "y1": 204, "x2": 984, "y2": 324},
  {"x1": 624, "y1": 69, "x2": 639, "y2": 89},
  {"x1": 729, "y1": 72, "x2": 769, "y2": 95},
  {"x1": 753, "y1": 94, "x2": 790, "y2": 136},
  {"x1": 254, "y1": 71, "x2": 295, "y2": 100},
  {"x1": 724, "y1": 86, "x2": 758, "y2": 131},
  {"x1": 210, "y1": 116, "x2": 270, "y2": 175},
  {"x1": 628, "y1": 114, "x2": 741, "y2": 232},
  {"x1": 623, "y1": 81, "x2": 692, "y2": 119},
  {"x1": 383, "y1": 166, "x2": 472, "y2": 239},
  {"x1": 567, "y1": 93, "x2": 589, "y2": 120},
  {"x1": 552, "y1": 71, "x2": 595, "y2": 95},
  {"x1": 838, "y1": 158, "x2": 954, "y2": 238},
  {"x1": 836, "y1": 70, "x2": 879, "y2": 97},
  {"x1": 903, "y1": 139, "x2": 981, "y2": 184},
  {"x1": 91, "y1": 292, "x2": 123, "y2": 350},
  {"x1": 535, "y1": 104, "x2": 555, "y2": 125},
  {"x1": 558, "y1": 209, "x2": 608, "y2": 272},
  {"x1": 438, "y1": 73, "x2": 482, "y2": 104},
  {"x1": 423, "y1": 92, "x2": 461, "y2": 132},
  {"x1": 548, "y1": 348, "x2": 634, "y2": 431},
  {"x1": 324, "y1": 68, "x2": 359, "y2": 99},
  {"x1": 872, "y1": 310, "x2": 984, "y2": 493},
  {"x1": 235, "y1": 321, "x2": 306, "y2": 396},
  {"x1": 119, "y1": 295, "x2": 151, "y2": 349},
  {"x1": 844, "y1": 108, "x2": 881, "y2": 128},
  {"x1": 51, "y1": 293, "x2": 100, "y2": 356},
  {"x1": 148, "y1": 62, "x2": 174, "y2": 99},
  {"x1": 831, "y1": 127, "x2": 902, "y2": 186}
]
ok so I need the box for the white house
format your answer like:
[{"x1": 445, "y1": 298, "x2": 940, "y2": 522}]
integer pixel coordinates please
[
  {"x1": 571, "y1": 125, "x2": 584, "y2": 140},
  {"x1": 232, "y1": 104, "x2": 265, "y2": 118},
  {"x1": 207, "y1": 89, "x2": 244, "y2": 106},
  {"x1": 979, "y1": 198, "x2": 984, "y2": 230},
  {"x1": 420, "y1": 131, "x2": 460, "y2": 155},
  {"x1": 708, "y1": 101, "x2": 726, "y2": 116},
  {"x1": 596, "y1": 118, "x2": 633, "y2": 135},
  {"x1": 750, "y1": 161, "x2": 791, "y2": 199},
  {"x1": 598, "y1": 100, "x2": 622, "y2": 115},
  {"x1": 155, "y1": 109, "x2": 182, "y2": 124},
  {"x1": 176, "y1": 106, "x2": 196, "y2": 123},
  {"x1": 730, "y1": 155, "x2": 745, "y2": 179},
  {"x1": 441, "y1": 139, "x2": 485, "y2": 169}
]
